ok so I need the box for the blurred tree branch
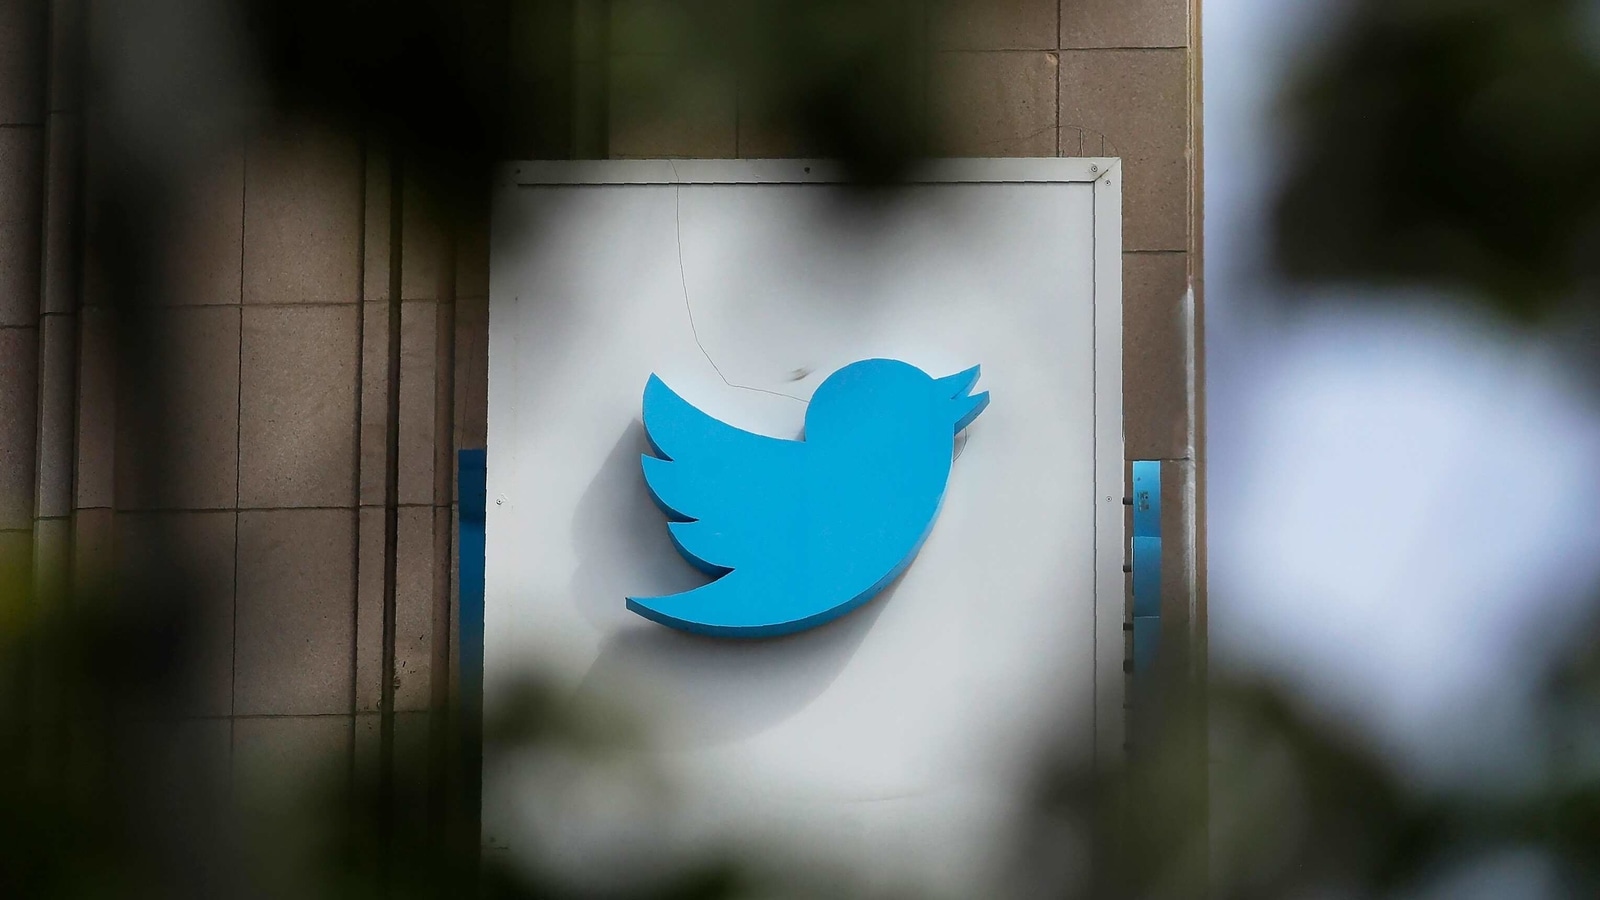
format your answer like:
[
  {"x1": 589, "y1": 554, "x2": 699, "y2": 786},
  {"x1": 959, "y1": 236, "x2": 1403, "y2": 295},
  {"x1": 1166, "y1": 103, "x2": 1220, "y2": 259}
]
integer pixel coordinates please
[{"x1": 1273, "y1": 0, "x2": 1600, "y2": 320}]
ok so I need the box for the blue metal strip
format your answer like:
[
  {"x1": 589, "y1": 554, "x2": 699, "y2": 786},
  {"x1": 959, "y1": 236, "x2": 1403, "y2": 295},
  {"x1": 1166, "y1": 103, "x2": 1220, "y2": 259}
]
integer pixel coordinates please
[
  {"x1": 1132, "y1": 461, "x2": 1160, "y2": 538},
  {"x1": 1132, "y1": 616, "x2": 1161, "y2": 674},
  {"x1": 1132, "y1": 535, "x2": 1162, "y2": 619},
  {"x1": 1130, "y1": 461, "x2": 1161, "y2": 674},
  {"x1": 458, "y1": 449, "x2": 487, "y2": 723}
]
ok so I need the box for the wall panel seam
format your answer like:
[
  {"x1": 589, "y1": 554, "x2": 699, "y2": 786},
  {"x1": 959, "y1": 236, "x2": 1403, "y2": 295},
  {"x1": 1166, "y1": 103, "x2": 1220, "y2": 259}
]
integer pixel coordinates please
[
  {"x1": 936, "y1": 47, "x2": 1190, "y2": 54},
  {"x1": 1061, "y1": 45, "x2": 1186, "y2": 52},
  {"x1": 1058, "y1": 46, "x2": 1187, "y2": 53},
  {"x1": 350, "y1": 127, "x2": 369, "y2": 734},
  {"x1": 231, "y1": 125, "x2": 249, "y2": 732},
  {"x1": 378, "y1": 138, "x2": 405, "y2": 857},
  {"x1": 932, "y1": 48, "x2": 1061, "y2": 56},
  {"x1": 165, "y1": 301, "x2": 362, "y2": 308}
]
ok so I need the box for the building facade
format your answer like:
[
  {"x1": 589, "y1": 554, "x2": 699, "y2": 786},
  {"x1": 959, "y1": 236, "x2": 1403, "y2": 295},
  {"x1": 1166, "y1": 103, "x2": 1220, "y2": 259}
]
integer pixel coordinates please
[{"x1": 0, "y1": 0, "x2": 1201, "y2": 832}]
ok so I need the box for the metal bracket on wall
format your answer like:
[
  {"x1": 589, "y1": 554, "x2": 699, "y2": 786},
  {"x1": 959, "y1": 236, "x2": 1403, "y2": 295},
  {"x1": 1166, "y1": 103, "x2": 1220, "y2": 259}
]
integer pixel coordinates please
[{"x1": 1131, "y1": 461, "x2": 1161, "y2": 674}]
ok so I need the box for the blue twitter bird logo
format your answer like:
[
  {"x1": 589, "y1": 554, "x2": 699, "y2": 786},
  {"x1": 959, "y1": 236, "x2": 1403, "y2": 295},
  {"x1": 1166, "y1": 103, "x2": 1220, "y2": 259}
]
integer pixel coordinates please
[{"x1": 627, "y1": 358, "x2": 990, "y2": 638}]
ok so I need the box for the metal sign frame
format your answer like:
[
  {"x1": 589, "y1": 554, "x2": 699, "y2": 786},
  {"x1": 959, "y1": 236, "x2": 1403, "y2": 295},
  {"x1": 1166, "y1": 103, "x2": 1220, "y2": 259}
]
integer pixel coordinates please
[{"x1": 485, "y1": 157, "x2": 1126, "y2": 765}]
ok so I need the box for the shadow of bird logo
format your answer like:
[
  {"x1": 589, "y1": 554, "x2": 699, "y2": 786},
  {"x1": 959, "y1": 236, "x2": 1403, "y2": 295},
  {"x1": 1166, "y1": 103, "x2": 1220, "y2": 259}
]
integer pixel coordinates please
[{"x1": 628, "y1": 359, "x2": 990, "y2": 638}]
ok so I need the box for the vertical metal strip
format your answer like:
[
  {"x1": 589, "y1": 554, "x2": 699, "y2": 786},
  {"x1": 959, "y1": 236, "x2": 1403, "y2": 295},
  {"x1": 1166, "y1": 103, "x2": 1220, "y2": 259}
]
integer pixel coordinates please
[
  {"x1": 429, "y1": 232, "x2": 458, "y2": 837},
  {"x1": 456, "y1": 448, "x2": 486, "y2": 851},
  {"x1": 1092, "y1": 162, "x2": 1126, "y2": 770},
  {"x1": 1131, "y1": 460, "x2": 1161, "y2": 673},
  {"x1": 378, "y1": 144, "x2": 404, "y2": 879}
]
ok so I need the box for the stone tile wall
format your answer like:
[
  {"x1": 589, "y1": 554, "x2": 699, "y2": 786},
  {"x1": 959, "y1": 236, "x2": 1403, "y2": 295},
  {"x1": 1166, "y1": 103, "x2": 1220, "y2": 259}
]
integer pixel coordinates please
[{"x1": 0, "y1": 0, "x2": 1201, "y2": 831}]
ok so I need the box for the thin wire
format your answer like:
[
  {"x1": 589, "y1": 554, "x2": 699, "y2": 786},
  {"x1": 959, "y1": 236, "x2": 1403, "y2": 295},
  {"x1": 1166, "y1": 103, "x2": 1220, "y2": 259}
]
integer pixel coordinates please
[{"x1": 669, "y1": 160, "x2": 808, "y2": 406}]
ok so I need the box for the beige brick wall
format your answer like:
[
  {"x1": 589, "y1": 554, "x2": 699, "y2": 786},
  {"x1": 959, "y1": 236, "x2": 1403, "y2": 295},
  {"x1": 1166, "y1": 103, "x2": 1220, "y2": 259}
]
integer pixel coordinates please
[{"x1": 0, "y1": 0, "x2": 1200, "y2": 824}]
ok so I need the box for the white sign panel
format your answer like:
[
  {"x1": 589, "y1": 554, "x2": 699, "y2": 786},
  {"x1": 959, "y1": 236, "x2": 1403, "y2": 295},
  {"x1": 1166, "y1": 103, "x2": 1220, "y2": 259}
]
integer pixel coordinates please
[{"x1": 485, "y1": 159, "x2": 1124, "y2": 892}]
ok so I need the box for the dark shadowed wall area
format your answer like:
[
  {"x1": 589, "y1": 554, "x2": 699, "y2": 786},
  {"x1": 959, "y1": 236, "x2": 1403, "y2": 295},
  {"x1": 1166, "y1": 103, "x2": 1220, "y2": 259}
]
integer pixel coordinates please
[{"x1": 0, "y1": 0, "x2": 1200, "y2": 832}]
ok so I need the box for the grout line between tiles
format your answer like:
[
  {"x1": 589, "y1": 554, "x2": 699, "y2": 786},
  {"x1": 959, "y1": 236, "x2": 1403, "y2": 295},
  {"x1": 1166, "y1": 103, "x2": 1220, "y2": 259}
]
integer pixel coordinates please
[
  {"x1": 931, "y1": 46, "x2": 1188, "y2": 53},
  {"x1": 232, "y1": 128, "x2": 247, "y2": 747}
]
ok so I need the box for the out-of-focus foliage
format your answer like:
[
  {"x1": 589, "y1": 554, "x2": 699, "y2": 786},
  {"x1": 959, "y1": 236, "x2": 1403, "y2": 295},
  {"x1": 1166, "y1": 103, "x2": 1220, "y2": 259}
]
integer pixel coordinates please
[
  {"x1": 26, "y1": 2, "x2": 938, "y2": 896},
  {"x1": 14, "y1": 0, "x2": 1600, "y2": 896},
  {"x1": 1247, "y1": 3, "x2": 1600, "y2": 889},
  {"x1": 603, "y1": 0, "x2": 929, "y2": 179},
  {"x1": 1273, "y1": 0, "x2": 1600, "y2": 319},
  {"x1": 1014, "y1": 643, "x2": 1600, "y2": 899},
  {"x1": 238, "y1": 0, "x2": 928, "y2": 207},
  {"x1": 0, "y1": 569, "x2": 853, "y2": 898},
  {"x1": 6, "y1": 564, "x2": 1600, "y2": 897}
]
